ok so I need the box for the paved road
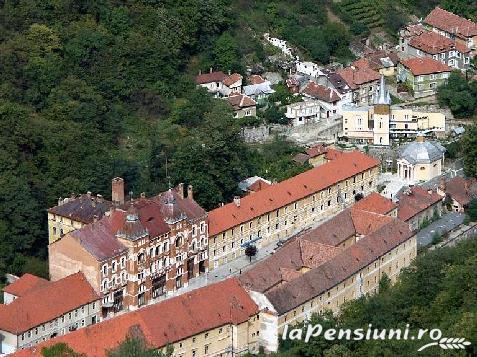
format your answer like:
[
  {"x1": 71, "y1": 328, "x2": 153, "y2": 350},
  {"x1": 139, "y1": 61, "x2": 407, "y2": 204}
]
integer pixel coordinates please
[{"x1": 416, "y1": 212, "x2": 464, "y2": 247}]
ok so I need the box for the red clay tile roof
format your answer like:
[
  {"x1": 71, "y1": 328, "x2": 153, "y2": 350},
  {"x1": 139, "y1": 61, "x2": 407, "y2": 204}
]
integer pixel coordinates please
[
  {"x1": 265, "y1": 219, "x2": 413, "y2": 314},
  {"x1": 0, "y1": 273, "x2": 99, "y2": 334},
  {"x1": 249, "y1": 75, "x2": 265, "y2": 85},
  {"x1": 353, "y1": 192, "x2": 397, "y2": 215},
  {"x1": 425, "y1": 7, "x2": 477, "y2": 39},
  {"x1": 3, "y1": 274, "x2": 50, "y2": 297},
  {"x1": 222, "y1": 73, "x2": 242, "y2": 87},
  {"x1": 445, "y1": 177, "x2": 477, "y2": 206},
  {"x1": 401, "y1": 24, "x2": 427, "y2": 39},
  {"x1": 67, "y1": 187, "x2": 206, "y2": 262},
  {"x1": 397, "y1": 186, "x2": 443, "y2": 221},
  {"x1": 12, "y1": 278, "x2": 258, "y2": 357},
  {"x1": 301, "y1": 82, "x2": 340, "y2": 103},
  {"x1": 337, "y1": 66, "x2": 380, "y2": 89},
  {"x1": 248, "y1": 179, "x2": 271, "y2": 192},
  {"x1": 324, "y1": 148, "x2": 345, "y2": 161},
  {"x1": 239, "y1": 239, "x2": 340, "y2": 293},
  {"x1": 208, "y1": 151, "x2": 379, "y2": 236},
  {"x1": 400, "y1": 57, "x2": 452, "y2": 75},
  {"x1": 292, "y1": 152, "x2": 310, "y2": 164},
  {"x1": 195, "y1": 71, "x2": 227, "y2": 84},
  {"x1": 409, "y1": 31, "x2": 456, "y2": 54},
  {"x1": 48, "y1": 194, "x2": 113, "y2": 224},
  {"x1": 306, "y1": 144, "x2": 327, "y2": 158},
  {"x1": 226, "y1": 93, "x2": 256, "y2": 110}
]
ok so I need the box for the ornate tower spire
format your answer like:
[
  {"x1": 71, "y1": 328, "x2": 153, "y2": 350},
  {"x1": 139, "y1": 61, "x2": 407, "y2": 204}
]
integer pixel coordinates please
[{"x1": 375, "y1": 74, "x2": 390, "y2": 105}]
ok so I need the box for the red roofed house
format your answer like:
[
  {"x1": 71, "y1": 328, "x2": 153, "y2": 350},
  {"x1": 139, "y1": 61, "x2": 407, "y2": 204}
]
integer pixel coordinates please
[
  {"x1": 397, "y1": 57, "x2": 451, "y2": 98},
  {"x1": 337, "y1": 65, "x2": 380, "y2": 105},
  {"x1": 0, "y1": 272, "x2": 100, "y2": 355},
  {"x1": 226, "y1": 93, "x2": 257, "y2": 118},
  {"x1": 208, "y1": 150, "x2": 380, "y2": 270},
  {"x1": 438, "y1": 177, "x2": 477, "y2": 212},
  {"x1": 301, "y1": 81, "x2": 343, "y2": 118},
  {"x1": 195, "y1": 69, "x2": 243, "y2": 97},
  {"x1": 424, "y1": 7, "x2": 477, "y2": 54},
  {"x1": 49, "y1": 184, "x2": 208, "y2": 317},
  {"x1": 2, "y1": 274, "x2": 49, "y2": 305},
  {"x1": 405, "y1": 30, "x2": 471, "y2": 70},
  {"x1": 397, "y1": 186, "x2": 443, "y2": 230},
  {"x1": 239, "y1": 193, "x2": 416, "y2": 351},
  {"x1": 10, "y1": 278, "x2": 262, "y2": 357}
]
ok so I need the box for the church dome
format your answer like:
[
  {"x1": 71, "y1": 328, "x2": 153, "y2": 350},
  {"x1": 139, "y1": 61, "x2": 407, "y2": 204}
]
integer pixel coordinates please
[{"x1": 399, "y1": 138, "x2": 446, "y2": 165}]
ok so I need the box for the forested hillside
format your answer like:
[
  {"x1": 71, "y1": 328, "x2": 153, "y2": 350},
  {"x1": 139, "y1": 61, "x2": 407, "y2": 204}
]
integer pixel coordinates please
[{"x1": 264, "y1": 238, "x2": 477, "y2": 356}]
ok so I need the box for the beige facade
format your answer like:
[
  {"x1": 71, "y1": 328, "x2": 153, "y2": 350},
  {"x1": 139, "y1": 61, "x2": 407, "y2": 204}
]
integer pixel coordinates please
[
  {"x1": 47, "y1": 212, "x2": 85, "y2": 244},
  {"x1": 397, "y1": 157, "x2": 443, "y2": 182},
  {"x1": 209, "y1": 167, "x2": 379, "y2": 270},
  {"x1": 161, "y1": 317, "x2": 261, "y2": 357},
  {"x1": 343, "y1": 105, "x2": 446, "y2": 146}
]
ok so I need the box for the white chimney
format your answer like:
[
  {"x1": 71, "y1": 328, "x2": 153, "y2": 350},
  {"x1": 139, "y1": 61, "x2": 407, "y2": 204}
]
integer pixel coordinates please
[{"x1": 233, "y1": 196, "x2": 241, "y2": 207}]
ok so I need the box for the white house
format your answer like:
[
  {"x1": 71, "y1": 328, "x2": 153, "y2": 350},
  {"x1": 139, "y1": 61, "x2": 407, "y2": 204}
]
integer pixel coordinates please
[{"x1": 285, "y1": 101, "x2": 321, "y2": 126}]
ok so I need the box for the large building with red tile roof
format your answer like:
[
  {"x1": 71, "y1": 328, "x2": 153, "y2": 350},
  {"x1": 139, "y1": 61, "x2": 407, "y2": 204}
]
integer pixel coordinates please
[
  {"x1": 2, "y1": 274, "x2": 49, "y2": 304},
  {"x1": 337, "y1": 65, "x2": 380, "y2": 105},
  {"x1": 208, "y1": 150, "x2": 380, "y2": 270},
  {"x1": 0, "y1": 272, "x2": 100, "y2": 355},
  {"x1": 239, "y1": 193, "x2": 416, "y2": 351},
  {"x1": 49, "y1": 184, "x2": 208, "y2": 316},
  {"x1": 397, "y1": 57, "x2": 452, "y2": 98},
  {"x1": 397, "y1": 186, "x2": 443, "y2": 230},
  {"x1": 10, "y1": 278, "x2": 261, "y2": 357},
  {"x1": 424, "y1": 7, "x2": 477, "y2": 52},
  {"x1": 439, "y1": 177, "x2": 477, "y2": 212}
]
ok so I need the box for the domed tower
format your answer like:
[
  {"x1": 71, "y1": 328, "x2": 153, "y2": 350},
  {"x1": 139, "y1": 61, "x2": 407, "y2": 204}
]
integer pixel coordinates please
[{"x1": 116, "y1": 207, "x2": 148, "y2": 241}]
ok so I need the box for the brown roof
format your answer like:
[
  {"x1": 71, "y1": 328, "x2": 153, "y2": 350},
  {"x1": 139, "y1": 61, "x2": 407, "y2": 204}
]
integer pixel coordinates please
[
  {"x1": 292, "y1": 153, "x2": 310, "y2": 165},
  {"x1": 226, "y1": 94, "x2": 256, "y2": 110},
  {"x1": 425, "y1": 7, "x2": 477, "y2": 39},
  {"x1": 337, "y1": 66, "x2": 380, "y2": 89},
  {"x1": 3, "y1": 274, "x2": 50, "y2": 297},
  {"x1": 301, "y1": 82, "x2": 340, "y2": 103},
  {"x1": 400, "y1": 57, "x2": 452, "y2": 75},
  {"x1": 248, "y1": 179, "x2": 271, "y2": 192},
  {"x1": 401, "y1": 24, "x2": 427, "y2": 39},
  {"x1": 409, "y1": 31, "x2": 458, "y2": 54},
  {"x1": 48, "y1": 194, "x2": 113, "y2": 224},
  {"x1": 239, "y1": 239, "x2": 340, "y2": 293},
  {"x1": 208, "y1": 151, "x2": 380, "y2": 236},
  {"x1": 265, "y1": 219, "x2": 414, "y2": 314},
  {"x1": 195, "y1": 71, "x2": 227, "y2": 85},
  {"x1": 306, "y1": 144, "x2": 327, "y2": 158},
  {"x1": 12, "y1": 278, "x2": 258, "y2": 357},
  {"x1": 0, "y1": 273, "x2": 99, "y2": 334},
  {"x1": 445, "y1": 177, "x2": 477, "y2": 206},
  {"x1": 222, "y1": 73, "x2": 242, "y2": 87},
  {"x1": 353, "y1": 192, "x2": 397, "y2": 215},
  {"x1": 68, "y1": 186, "x2": 206, "y2": 262},
  {"x1": 397, "y1": 186, "x2": 442, "y2": 221},
  {"x1": 249, "y1": 75, "x2": 265, "y2": 85}
]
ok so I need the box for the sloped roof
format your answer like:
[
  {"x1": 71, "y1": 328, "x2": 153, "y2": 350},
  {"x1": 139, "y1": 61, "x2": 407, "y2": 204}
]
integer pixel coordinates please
[
  {"x1": 195, "y1": 71, "x2": 227, "y2": 84},
  {"x1": 409, "y1": 31, "x2": 457, "y2": 54},
  {"x1": 208, "y1": 151, "x2": 379, "y2": 236},
  {"x1": 0, "y1": 272, "x2": 99, "y2": 334},
  {"x1": 445, "y1": 177, "x2": 477, "y2": 206},
  {"x1": 301, "y1": 82, "x2": 340, "y2": 103},
  {"x1": 11, "y1": 278, "x2": 258, "y2": 357},
  {"x1": 226, "y1": 94, "x2": 256, "y2": 110},
  {"x1": 243, "y1": 82, "x2": 274, "y2": 96},
  {"x1": 48, "y1": 194, "x2": 113, "y2": 224},
  {"x1": 222, "y1": 73, "x2": 242, "y2": 87},
  {"x1": 425, "y1": 7, "x2": 477, "y2": 39},
  {"x1": 337, "y1": 66, "x2": 380, "y2": 89},
  {"x1": 353, "y1": 192, "x2": 397, "y2": 215},
  {"x1": 306, "y1": 144, "x2": 327, "y2": 158},
  {"x1": 248, "y1": 179, "x2": 271, "y2": 192},
  {"x1": 400, "y1": 57, "x2": 451, "y2": 75},
  {"x1": 2, "y1": 274, "x2": 50, "y2": 298},
  {"x1": 265, "y1": 219, "x2": 413, "y2": 314},
  {"x1": 249, "y1": 75, "x2": 266, "y2": 85},
  {"x1": 397, "y1": 186, "x2": 442, "y2": 221},
  {"x1": 399, "y1": 140, "x2": 446, "y2": 164}
]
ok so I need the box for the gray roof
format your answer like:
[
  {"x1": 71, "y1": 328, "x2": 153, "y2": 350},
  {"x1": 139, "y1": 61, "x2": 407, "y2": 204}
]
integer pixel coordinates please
[
  {"x1": 243, "y1": 82, "x2": 275, "y2": 96},
  {"x1": 399, "y1": 141, "x2": 446, "y2": 164}
]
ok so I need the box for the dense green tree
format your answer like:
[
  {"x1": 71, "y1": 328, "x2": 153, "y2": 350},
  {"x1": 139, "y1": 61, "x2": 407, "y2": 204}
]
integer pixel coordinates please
[
  {"x1": 41, "y1": 343, "x2": 86, "y2": 357},
  {"x1": 213, "y1": 32, "x2": 242, "y2": 73},
  {"x1": 437, "y1": 71, "x2": 477, "y2": 118},
  {"x1": 462, "y1": 124, "x2": 477, "y2": 177}
]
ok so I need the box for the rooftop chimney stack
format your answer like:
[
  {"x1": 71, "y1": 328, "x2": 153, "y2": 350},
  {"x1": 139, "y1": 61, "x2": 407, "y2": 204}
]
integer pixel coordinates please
[
  {"x1": 112, "y1": 177, "x2": 125, "y2": 205},
  {"x1": 210, "y1": 67, "x2": 213, "y2": 73},
  {"x1": 140, "y1": 192, "x2": 146, "y2": 199},
  {"x1": 234, "y1": 196, "x2": 241, "y2": 207},
  {"x1": 187, "y1": 185, "x2": 193, "y2": 200}
]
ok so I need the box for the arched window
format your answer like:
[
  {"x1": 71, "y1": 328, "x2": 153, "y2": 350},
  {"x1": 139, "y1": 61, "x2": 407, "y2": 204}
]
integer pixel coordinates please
[
  {"x1": 138, "y1": 252, "x2": 145, "y2": 262},
  {"x1": 175, "y1": 235, "x2": 183, "y2": 248},
  {"x1": 102, "y1": 264, "x2": 108, "y2": 276},
  {"x1": 102, "y1": 279, "x2": 109, "y2": 291},
  {"x1": 111, "y1": 261, "x2": 116, "y2": 272},
  {"x1": 120, "y1": 257, "x2": 126, "y2": 268},
  {"x1": 155, "y1": 246, "x2": 160, "y2": 256}
]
